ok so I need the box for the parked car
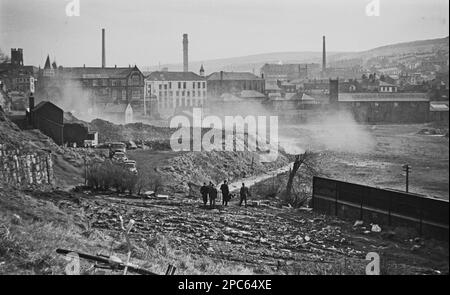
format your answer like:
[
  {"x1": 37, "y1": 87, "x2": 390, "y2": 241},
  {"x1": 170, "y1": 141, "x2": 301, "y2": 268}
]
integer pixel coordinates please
[
  {"x1": 112, "y1": 151, "x2": 127, "y2": 163},
  {"x1": 107, "y1": 142, "x2": 126, "y2": 158},
  {"x1": 124, "y1": 140, "x2": 138, "y2": 150},
  {"x1": 124, "y1": 160, "x2": 137, "y2": 174},
  {"x1": 110, "y1": 142, "x2": 126, "y2": 153}
]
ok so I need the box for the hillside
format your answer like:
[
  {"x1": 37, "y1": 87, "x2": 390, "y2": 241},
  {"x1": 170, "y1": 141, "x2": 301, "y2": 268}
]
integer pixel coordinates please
[
  {"x1": 143, "y1": 51, "x2": 341, "y2": 74},
  {"x1": 0, "y1": 108, "x2": 96, "y2": 189},
  {"x1": 143, "y1": 36, "x2": 449, "y2": 74},
  {"x1": 331, "y1": 36, "x2": 449, "y2": 63}
]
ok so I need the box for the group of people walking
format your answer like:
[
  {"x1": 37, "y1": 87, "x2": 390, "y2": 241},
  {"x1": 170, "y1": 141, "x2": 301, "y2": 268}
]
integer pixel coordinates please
[{"x1": 200, "y1": 180, "x2": 250, "y2": 208}]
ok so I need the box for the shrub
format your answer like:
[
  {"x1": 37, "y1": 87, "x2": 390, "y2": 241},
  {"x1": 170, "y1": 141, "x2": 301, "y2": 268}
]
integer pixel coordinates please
[
  {"x1": 86, "y1": 161, "x2": 165, "y2": 195},
  {"x1": 87, "y1": 160, "x2": 138, "y2": 193}
]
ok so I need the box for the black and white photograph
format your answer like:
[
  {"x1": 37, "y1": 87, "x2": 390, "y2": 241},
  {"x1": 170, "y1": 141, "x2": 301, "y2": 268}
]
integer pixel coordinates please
[{"x1": 0, "y1": 0, "x2": 448, "y2": 281}]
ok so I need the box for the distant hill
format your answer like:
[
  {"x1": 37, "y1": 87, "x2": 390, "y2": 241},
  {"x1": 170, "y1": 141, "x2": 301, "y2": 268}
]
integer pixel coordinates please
[
  {"x1": 143, "y1": 51, "x2": 345, "y2": 75},
  {"x1": 330, "y1": 36, "x2": 449, "y2": 63},
  {"x1": 142, "y1": 36, "x2": 449, "y2": 75}
]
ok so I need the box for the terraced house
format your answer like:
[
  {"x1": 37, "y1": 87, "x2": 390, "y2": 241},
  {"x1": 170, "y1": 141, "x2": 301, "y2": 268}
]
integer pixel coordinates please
[{"x1": 145, "y1": 70, "x2": 207, "y2": 117}]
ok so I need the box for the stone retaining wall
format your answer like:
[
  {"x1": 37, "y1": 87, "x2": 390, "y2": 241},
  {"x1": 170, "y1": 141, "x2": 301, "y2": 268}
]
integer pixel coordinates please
[{"x1": 0, "y1": 144, "x2": 54, "y2": 186}]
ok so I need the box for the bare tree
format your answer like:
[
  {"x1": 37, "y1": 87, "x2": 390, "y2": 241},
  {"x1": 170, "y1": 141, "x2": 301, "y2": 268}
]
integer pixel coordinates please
[{"x1": 284, "y1": 151, "x2": 322, "y2": 207}]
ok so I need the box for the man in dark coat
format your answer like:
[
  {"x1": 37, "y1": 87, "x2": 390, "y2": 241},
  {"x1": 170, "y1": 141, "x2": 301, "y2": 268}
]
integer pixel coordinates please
[
  {"x1": 200, "y1": 183, "x2": 208, "y2": 206},
  {"x1": 208, "y1": 181, "x2": 217, "y2": 208},
  {"x1": 220, "y1": 180, "x2": 230, "y2": 206},
  {"x1": 239, "y1": 183, "x2": 249, "y2": 207}
]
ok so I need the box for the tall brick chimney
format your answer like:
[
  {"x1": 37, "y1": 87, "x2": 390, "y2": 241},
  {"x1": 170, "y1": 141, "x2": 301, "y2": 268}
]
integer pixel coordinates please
[
  {"x1": 183, "y1": 34, "x2": 188, "y2": 72},
  {"x1": 102, "y1": 28, "x2": 106, "y2": 68},
  {"x1": 322, "y1": 35, "x2": 326, "y2": 73}
]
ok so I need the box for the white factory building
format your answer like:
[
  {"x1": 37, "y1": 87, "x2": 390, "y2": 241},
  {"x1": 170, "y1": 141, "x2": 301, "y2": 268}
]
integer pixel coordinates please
[{"x1": 144, "y1": 69, "x2": 207, "y2": 117}]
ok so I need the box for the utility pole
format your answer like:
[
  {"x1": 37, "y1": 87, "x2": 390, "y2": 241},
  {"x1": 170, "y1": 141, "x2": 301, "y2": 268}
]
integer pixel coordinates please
[
  {"x1": 84, "y1": 149, "x2": 88, "y2": 186},
  {"x1": 143, "y1": 81, "x2": 147, "y2": 116},
  {"x1": 402, "y1": 164, "x2": 411, "y2": 193}
]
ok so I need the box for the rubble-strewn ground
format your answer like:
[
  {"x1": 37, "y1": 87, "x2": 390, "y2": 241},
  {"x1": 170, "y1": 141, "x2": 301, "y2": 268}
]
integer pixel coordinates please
[
  {"x1": 127, "y1": 149, "x2": 291, "y2": 194},
  {"x1": 0, "y1": 186, "x2": 448, "y2": 275},
  {"x1": 1, "y1": 111, "x2": 448, "y2": 274},
  {"x1": 89, "y1": 119, "x2": 171, "y2": 143}
]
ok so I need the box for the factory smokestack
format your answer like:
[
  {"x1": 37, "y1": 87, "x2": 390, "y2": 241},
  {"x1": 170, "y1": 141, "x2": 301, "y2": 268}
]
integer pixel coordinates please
[
  {"x1": 102, "y1": 28, "x2": 106, "y2": 68},
  {"x1": 183, "y1": 34, "x2": 188, "y2": 72},
  {"x1": 322, "y1": 35, "x2": 326, "y2": 72}
]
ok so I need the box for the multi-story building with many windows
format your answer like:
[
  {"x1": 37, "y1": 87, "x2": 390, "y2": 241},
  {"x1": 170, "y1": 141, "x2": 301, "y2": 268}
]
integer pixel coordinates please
[
  {"x1": 0, "y1": 49, "x2": 38, "y2": 95},
  {"x1": 145, "y1": 71, "x2": 207, "y2": 117},
  {"x1": 36, "y1": 55, "x2": 145, "y2": 112}
]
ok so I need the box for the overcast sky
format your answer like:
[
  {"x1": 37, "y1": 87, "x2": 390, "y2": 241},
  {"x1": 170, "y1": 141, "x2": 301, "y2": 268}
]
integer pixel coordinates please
[{"x1": 0, "y1": 0, "x2": 448, "y2": 67}]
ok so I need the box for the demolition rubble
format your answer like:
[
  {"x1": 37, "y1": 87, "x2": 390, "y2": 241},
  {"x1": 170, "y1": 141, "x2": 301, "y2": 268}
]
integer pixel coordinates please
[{"x1": 2, "y1": 186, "x2": 447, "y2": 275}]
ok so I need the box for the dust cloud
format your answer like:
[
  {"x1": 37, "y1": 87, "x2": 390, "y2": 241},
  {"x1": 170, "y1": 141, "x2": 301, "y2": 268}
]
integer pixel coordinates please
[
  {"x1": 279, "y1": 110, "x2": 375, "y2": 154},
  {"x1": 37, "y1": 80, "x2": 125, "y2": 124},
  {"x1": 204, "y1": 98, "x2": 375, "y2": 155}
]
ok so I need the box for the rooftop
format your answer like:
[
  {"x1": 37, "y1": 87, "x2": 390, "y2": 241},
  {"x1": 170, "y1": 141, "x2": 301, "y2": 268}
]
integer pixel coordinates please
[
  {"x1": 145, "y1": 71, "x2": 205, "y2": 81},
  {"x1": 379, "y1": 81, "x2": 397, "y2": 87},
  {"x1": 430, "y1": 101, "x2": 449, "y2": 112},
  {"x1": 338, "y1": 93, "x2": 429, "y2": 102},
  {"x1": 53, "y1": 66, "x2": 142, "y2": 79},
  {"x1": 261, "y1": 63, "x2": 309, "y2": 72},
  {"x1": 207, "y1": 71, "x2": 263, "y2": 81}
]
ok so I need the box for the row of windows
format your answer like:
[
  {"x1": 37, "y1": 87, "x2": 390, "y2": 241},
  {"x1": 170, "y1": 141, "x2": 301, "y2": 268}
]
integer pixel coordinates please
[
  {"x1": 84, "y1": 76, "x2": 142, "y2": 87},
  {"x1": 111, "y1": 89, "x2": 127, "y2": 100},
  {"x1": 158, "y1": 90, "x2": 206, "y2": 97},
  {"x1": 12, "y1": 85, "x2": 33, "y2": 92},
  {"x1": 354, "y1": 102, "x2": 416, "y2": 107},
  {"x1": 158, "y1": 97, "x2": 203, "y2": 109},
  {"x1": 156, "y1": 81, "x2": 206, "y2": 90},
  {"x1": 85, "y1": 79, "x2": 125, "y2": 87},
  {"x1": 379, "y1": 86, "x2": 397, "y2": 92},
  {"x1": 14, "y1": 77, "x2": 33, "y2": 83},
  {"x1": 104, "y1": 89, "x2": 143, "y2": 100}
]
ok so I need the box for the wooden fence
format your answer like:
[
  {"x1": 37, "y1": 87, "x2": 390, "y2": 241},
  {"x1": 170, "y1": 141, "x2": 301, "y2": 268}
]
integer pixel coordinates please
[{"x1": 312, "y1": 176, "x2": 449, "y2": 240}]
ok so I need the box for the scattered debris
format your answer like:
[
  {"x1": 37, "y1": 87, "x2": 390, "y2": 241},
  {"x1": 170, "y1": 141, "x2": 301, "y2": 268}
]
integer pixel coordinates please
[
  {"x1": 11, "y1": 214, "x2": 22, "y2": 225},
  {"x1": 411, "y1": 245, "x2": 422, "y2": 252},
  {"x1": 371, "y1": 224, "x2": 382, "y2": 233},
  {"x1": 353, "y1": 220, "x2": 364, "y2": 227}
]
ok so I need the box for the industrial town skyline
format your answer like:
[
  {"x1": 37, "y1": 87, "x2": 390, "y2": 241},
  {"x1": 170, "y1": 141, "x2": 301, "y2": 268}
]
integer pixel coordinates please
[{"x1": 1, "y1": 0, "x2": 449, "y2": 67}]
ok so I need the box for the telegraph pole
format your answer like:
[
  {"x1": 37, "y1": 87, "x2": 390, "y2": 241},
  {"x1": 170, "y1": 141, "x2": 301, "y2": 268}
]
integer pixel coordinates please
[
  {"x1": 143, "y1": 81, "x2": 147, "y2": 116},
  {"x1": 84, "y1": 149, "x2": 88, "y2": 186},
  {"x1": 402, "y1": 164, "x2": 411, "y2": 193}
]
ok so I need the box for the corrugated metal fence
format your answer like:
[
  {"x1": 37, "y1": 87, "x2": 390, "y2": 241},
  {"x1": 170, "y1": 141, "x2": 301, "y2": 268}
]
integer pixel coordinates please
[{"x1": 312, "y1": 176, "x2": 449, "y2": 240}]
